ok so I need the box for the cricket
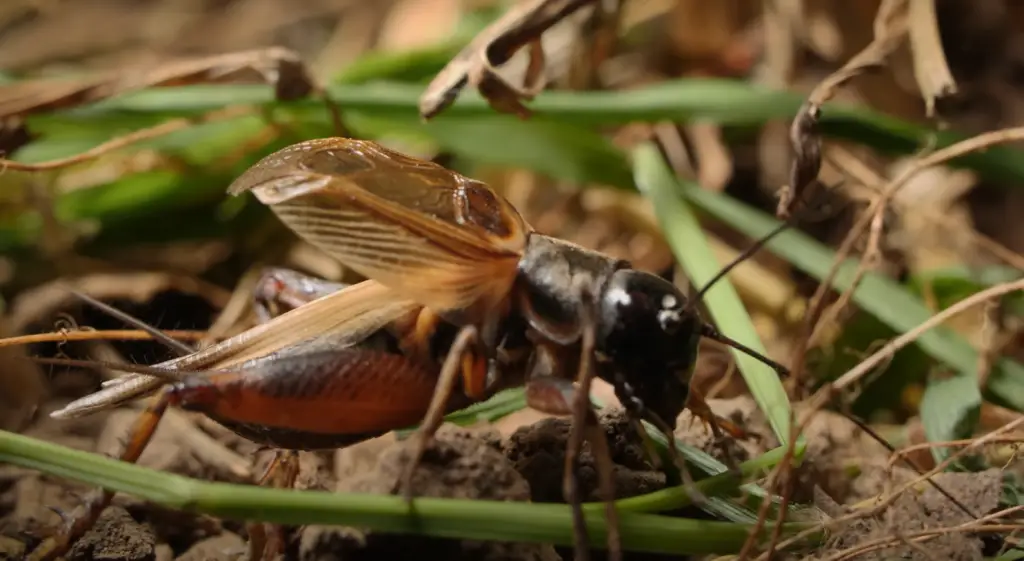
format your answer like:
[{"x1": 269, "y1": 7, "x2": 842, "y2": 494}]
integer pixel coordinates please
[{"x1": 20, "y1": 137, "x2": 790, "y2": 561}]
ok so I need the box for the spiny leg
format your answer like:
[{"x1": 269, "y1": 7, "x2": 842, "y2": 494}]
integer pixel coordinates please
[
  {"x1": 27, "y1": 387, "x2": 177, "y2": 561},
  {"x1": 251, "y1": 268, "x2": 340, "y2": 560},
  {"x1": 566, "y1": 289, "x2": 620, "y2": 561},
  {"x1": 397, "y1": 324, "x2": 487, "y2": 502},
  {"x1": 525, "y1": 376, "x2": 620, "y2": 561},
  {"x1": 614, "y1": 376, "x2": 712, "y2": 511},
  {"x1": 248, "y1": 450, "x2": 301, "y2": 561},
  {"x1": 686, "y1": 386, "x2": 744, "y2": 474}
]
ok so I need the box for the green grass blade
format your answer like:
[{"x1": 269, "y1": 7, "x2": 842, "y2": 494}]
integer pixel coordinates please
[
  {"x1": 0, "y1": 430, "x2": 818, "y2": 555},
  {"x1": 679, "y1": 184, "x2": 1024, "y2": 412},
  {"x1": 25, "y1": 79, "x2": 1024, "y2": 186},
  {"x1": 632, "y1": 142, "x2": 793, "y2": 445}
]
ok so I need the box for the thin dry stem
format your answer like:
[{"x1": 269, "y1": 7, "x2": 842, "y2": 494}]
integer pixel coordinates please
[
  {"x1": 806, "y1": 199, "x2": 887, "y2": 351},
  {"x1": 804, "y1": 0, "x2": 908, "y2": 109},
  {"x1": 0, "y1": 329, "x2": 210, "y2": 348},
  {"x1": 794, "y1": 125, "x2": 1024, "y2": 382},
  {"x1": 767, "y1": 415, "x2": 1024, "y2": 557},
  {"x1": 198, "y1": 265, "x2": 267, "y2": 348},
  {"x1": 827, "y1": 145, "x2": 1024, "y2": 271},
  {"x1": 830, "y1": 277, "x2": 1024, "y2": 393},
  {"x1": 825, "y1": 505, "x2": 1024, "y2": 561},
  {"x1": 788, "y1": 0, "x2": 911, "y2": 378},
  {"x1": 892, "y1": 436, "x2": 1024, "y2": 462}
]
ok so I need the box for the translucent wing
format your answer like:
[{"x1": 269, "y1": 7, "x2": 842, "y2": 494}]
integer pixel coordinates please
[
  {"x1": 227, "y1": 138, "x2": 531, "y2": 318},
  {"x1": 50, "y1": 280, "x2": 419, "y2": 419}
]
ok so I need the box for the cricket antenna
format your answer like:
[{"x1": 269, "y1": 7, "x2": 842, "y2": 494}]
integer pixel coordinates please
[
  {"x1": 700, "y1": 323, "x2": 790, "y2": 377},
  {"x1": 680, "y1": 192, "x2": 813, "y2": 379},
  {"x1": 68, "y1": 289, "x2": 195, "y2": 357},
  {"x1": 695, "y1": 218, "x2": 794, "y2": 301}
]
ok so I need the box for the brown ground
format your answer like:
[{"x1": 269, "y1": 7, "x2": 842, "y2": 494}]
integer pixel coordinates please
[{"x1": 0, "y1": 386, "x2": 1008, "y2": 561}]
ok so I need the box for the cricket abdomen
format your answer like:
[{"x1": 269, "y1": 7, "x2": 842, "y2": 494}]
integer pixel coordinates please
[{"x1": 173, "y1": 348, "x2": 461, "y2": 450}]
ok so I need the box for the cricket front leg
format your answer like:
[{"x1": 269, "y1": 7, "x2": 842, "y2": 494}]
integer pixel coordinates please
[
  {"x1": 525, "y1": 374, "x2": 621, "y2": 561},
  {"x1": 685, "y1": 385, "x2": 745, "y2": 472}
]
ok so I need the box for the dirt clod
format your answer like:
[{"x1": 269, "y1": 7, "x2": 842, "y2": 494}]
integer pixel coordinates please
[
  {"x1": 67, "y1": 506, "x2": 156, "y2": 561},
  {"x1": 815, "y1": 469, "x2": 1004, "y2": 561},
  {"x1": 504, "y1": 408, "x2": 666, "y2": 503}
]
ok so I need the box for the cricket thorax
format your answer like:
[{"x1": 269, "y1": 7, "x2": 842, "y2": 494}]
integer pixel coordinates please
[{"x1": 514, "y1": 233, "x2": 627, "y2": 346}]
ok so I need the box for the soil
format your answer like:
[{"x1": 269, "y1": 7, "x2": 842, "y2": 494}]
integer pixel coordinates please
[{"x1": 0, "y1": 388, "x2": 1010, "y2": 561}]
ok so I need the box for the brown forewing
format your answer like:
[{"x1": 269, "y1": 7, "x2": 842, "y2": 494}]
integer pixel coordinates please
[
  {"x1": 51, "y1": 280, "x2": 421, "y2": 420},
  {"x1": 228, "y1": 138, "x2": 532, "y2": 317}
]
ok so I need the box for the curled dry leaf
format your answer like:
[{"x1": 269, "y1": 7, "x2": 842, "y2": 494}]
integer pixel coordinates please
[
  {"x1": 419, "y1": 0, "x2": 598, "y2": 120},
  {"x1": 779, "y1": 0, "x2": 909, "y2": 218}
]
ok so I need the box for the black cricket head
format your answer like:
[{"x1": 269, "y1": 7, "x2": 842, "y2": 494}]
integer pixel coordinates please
[{"x1": 594, "y1": 269, "x2": 702, "y2": 427}]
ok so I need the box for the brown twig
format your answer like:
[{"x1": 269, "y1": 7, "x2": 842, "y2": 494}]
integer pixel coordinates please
[
  {"x1": 0, "y1": 329, "x2": 210, "y2": 348},
  {"x1": 792, "y1": 125, "x2": 1024, "y2": 387},
  {"x1": 829, "y1": 278, "x2": 1024, "y2": 394},
  {"x1": 805, "y1": 202, "x2": 886, "y2": 350},
  {"x1": 827, "y1": 145, "x2": 1024, "y2": 271},
  {"x1": 197, "y1": 265, "x2": 267, "y2": 348},
  {"x1": 891, "y1": 436, "x2": 1024, "y2": 464},
  {"x1": 753, "y1": 276, "x2": 1023, "y2": 559},
  {"x1": 825, "y1": 505, "x2": 1024, "y2": 561},
  {"x1": 786, "y1": 0, "x2": 911, "y2": 384}
]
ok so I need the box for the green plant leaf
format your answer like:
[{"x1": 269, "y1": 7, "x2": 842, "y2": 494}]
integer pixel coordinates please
[
  {"x1": 920, "y1": 375, "x2": 983, "y2": 466},
  {"x1": 632, "y1": 142, "x2": 793, "y2": 445}
]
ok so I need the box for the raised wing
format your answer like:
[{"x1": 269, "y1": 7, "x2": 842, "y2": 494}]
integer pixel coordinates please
[
  {"x1": 226, "y1": 138, "x2": 531, "y2": 320},
  {"x1": 50, "y1": 280, "x2": 419, "y2": 419}
]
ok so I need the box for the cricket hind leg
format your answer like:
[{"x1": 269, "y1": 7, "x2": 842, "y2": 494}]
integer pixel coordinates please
[
  {"x1": 396, "y1": 322, "x2": 489, "y2": 501},
  {"x1": 247, "y1": 450, "x2": 300, "y2": 561},
  {"x1": 34, "y1": 271, "x2": 329, "y2": 560},
  {"x1": 26, "y1": 386, "x2": 177, "y2": 561}
]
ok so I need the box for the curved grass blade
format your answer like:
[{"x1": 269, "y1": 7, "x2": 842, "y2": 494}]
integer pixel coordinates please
[
  {"x1": 0, "y1": 429, "x2": 819, "y2": 556},
  {"x1": 632, "y1": 142, "x2": 793, "y2": 445}
]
